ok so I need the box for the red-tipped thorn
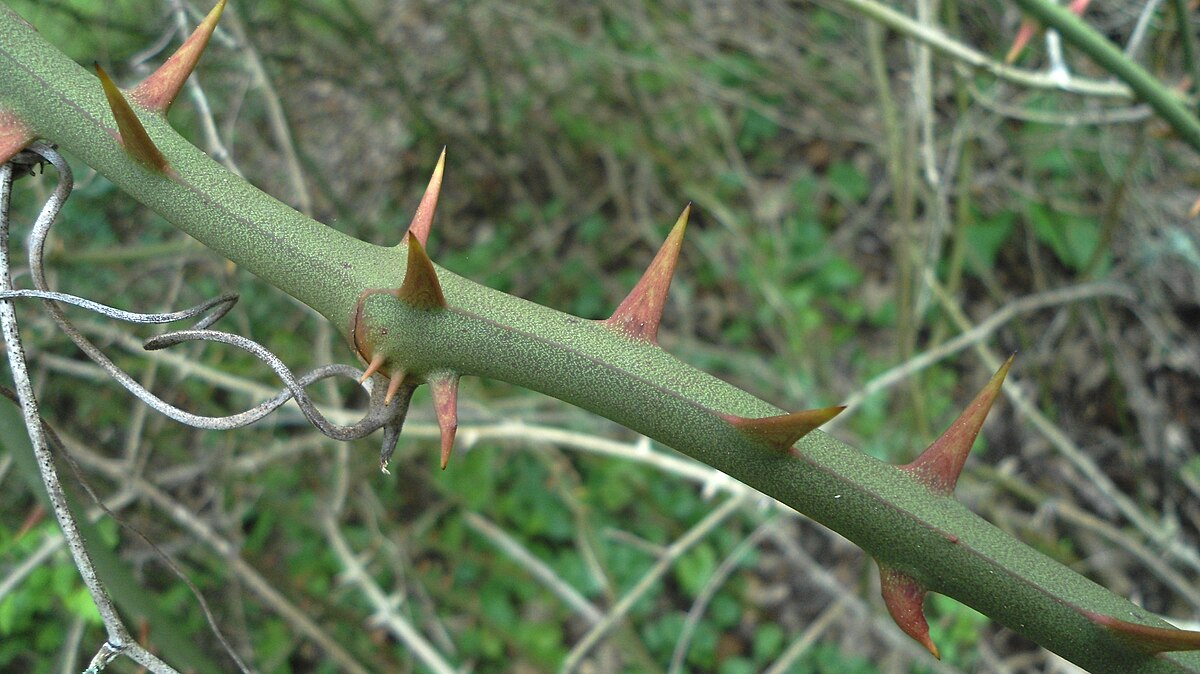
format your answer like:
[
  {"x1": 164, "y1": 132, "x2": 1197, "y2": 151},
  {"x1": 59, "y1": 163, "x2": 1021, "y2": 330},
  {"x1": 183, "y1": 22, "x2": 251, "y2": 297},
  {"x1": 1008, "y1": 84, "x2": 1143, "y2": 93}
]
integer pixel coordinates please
[
  {"x1": 430, "y1": 374, "x2": 460, "y2": 470},
  {"x1": 1005, "y1": 19, "x2": 1038, "y2": 64},
  {"x1": 95, "y1": 64, "x2": 170, "y2": 172},
  {"x1": 397, "y1": 232, "x2": 446, "y2": 310},
  {"x1": 359, "y1": 352, "x2": 386, "y2": 384},
  {"x1": 879, "y1": 565, "x2": 940, "y2": 659},
  {"x1": 384, "y1": 371, "x2": 407, "y2": 406},
  {"x1": 405, "y1": 148, "x2": 446, "y2": 249},
  {"x1": 722, "y1": 405, "x2": 845, "y2": 452},
  {"x1": 0, "y1": 110, "x2": 34, "y2": 165},
  {"x1": 1006, "y1": 0, "x2": 1091, "y2": 64},
  {"x1": 1085, "y1": 611, "x2": 1200, "y2": 653},
  {"x1": 901, "y1": 355, "x2": 1013, "y2": 496},
  {"x1": 604, "y1": 205, "x2": 690, "y2": 343},
  {"x1": 130, "y1": 0, "x2": 227, "y2": 113}
]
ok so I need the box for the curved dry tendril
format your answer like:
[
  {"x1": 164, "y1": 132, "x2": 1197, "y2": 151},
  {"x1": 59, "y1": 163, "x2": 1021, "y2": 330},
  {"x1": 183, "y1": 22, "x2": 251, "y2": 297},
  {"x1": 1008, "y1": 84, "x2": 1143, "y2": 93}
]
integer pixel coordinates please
[
  {"x1": 14, "y1": 143, "x2": 401, "y2": 445},
  {"x1": 143, "y1": 329, "x2": 407, "y2": 441}
]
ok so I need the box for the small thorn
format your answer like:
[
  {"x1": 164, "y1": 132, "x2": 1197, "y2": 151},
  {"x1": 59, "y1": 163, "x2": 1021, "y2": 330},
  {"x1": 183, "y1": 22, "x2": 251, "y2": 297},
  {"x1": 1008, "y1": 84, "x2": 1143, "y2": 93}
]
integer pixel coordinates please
[
  {"x1": 359, "y1": 352, "x2": 386, "y2": 383},
  {"x1": 1005, "y1": 19, "x2": 1038, "y2": 64},
  {"x1": 722, "y1": 405, "x2": 845, "y2": 452},
  {"x1": 130, "y1": 0, "x2": 227, "y2": 113},
  {"x1": 384, "y1": 371, "x2": 406, "y2": 406},
  {"x1": 397, "y1": 232, "x2": 446, "y2": 310},
  {"x1": 879, "y1": 565, "x2": 940, "y2": 659},
  {"x1": 405, "y1": 147, "x2": 446, "y2": 249},
  {"x1": 1005, "y1": 0, "x2": 1091, "y2": 64},
  {"x1": 1085, "y1": 611, "x2": 1200, "y2": 653},
  {"x1": 95, "y1": 63, "x2": 170, "y2": 172},
  {"x1": 604, "y1": 205, "x2": 690, "y2": 343},
  {"x1": 430, "y1": 373, "x2": 460, "y2": 470},
  {"x1": 0, "y1": 109, "x2": 34, "y2": 165},
  {"x1": 901, "y1": 355, "x2": 1013, "y2": 496}
]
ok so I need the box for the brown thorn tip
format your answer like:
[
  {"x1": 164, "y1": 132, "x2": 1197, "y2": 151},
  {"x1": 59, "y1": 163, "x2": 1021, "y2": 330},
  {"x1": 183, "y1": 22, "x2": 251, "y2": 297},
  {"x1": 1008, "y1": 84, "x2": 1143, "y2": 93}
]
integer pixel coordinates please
[
  {"x1": 384, "y1": 372, "x2": 405, "y2": 406},
  {"x1": 405, "y1": 147, "x2": 446, "y2": 249},
  {"x1": 604, "y1": 204, "x2": 690, "y2": 343},
  {"x1": 430, "y1": 374, "x2": 460, "y2": 470},
  {"x1": 131, "y1": 0, "x2": 227, "y2": 113},
  {"x1": 723, "y1": 405, "x2": 845, "y2": 452},
  {"x1": 397, "y1": 232, "x2": 447, "y2": 310},
  {"x1": 901, "y1": 355, "x2": 1013, "y2": 496},
  {"x1": 95, "y1": 63, "x2": 170, "y2": 172},
  {"x1": 359, "y1": 353, "x2": 385, "y2": 384},
  {"x1": 879, "y1": 565, "x2": 940, "y2": 660},
  {"x1": 0, "y1": 109, "x2": 34, "y2": 165}
]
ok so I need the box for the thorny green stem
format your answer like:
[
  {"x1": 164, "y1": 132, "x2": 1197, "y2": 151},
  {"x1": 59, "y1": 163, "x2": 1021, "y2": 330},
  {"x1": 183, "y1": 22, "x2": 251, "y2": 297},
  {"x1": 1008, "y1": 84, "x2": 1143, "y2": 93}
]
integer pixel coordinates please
[
  {"x1": 1, "y1": 4, "x2": 1199, "y2": 672},
  {"x1": 1010, "y1": 0, "x2": 1200, "y2": 151}
]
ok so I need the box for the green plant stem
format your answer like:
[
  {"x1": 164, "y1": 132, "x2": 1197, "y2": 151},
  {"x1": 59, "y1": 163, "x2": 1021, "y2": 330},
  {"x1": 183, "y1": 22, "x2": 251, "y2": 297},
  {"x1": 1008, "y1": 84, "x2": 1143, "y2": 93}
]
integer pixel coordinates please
[
  {"x1": 1011, "y1": 0, "x2": 1200, "y2": 151},
  {"x1": 2, "y1": 5, "x2": 1199, "y2": 671},
  {"x1": 1172, "y1": 0, "x2": 1200, "y2": 115}
]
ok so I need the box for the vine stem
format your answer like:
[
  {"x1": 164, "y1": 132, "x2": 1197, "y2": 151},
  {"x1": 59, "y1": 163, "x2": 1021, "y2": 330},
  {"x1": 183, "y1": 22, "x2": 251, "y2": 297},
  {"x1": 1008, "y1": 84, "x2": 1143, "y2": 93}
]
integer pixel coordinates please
[{"x1": 0, "y1": 164, "x2": 178, "y2": 673}]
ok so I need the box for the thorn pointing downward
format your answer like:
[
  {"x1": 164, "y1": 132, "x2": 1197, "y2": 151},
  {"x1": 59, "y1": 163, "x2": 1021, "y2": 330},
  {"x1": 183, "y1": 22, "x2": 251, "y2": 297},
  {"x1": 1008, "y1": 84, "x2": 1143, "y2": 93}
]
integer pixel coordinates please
[
  {"x1": 95, "y1": 64, "x2": 170, "y2": 172},
  {"x1": 405, "y1": 148, "x2": 446, "y2": 249},
  {"x1": 879, "y1": 564, "x2": 940, "y2": 659},
  {"x1": 397, "y1": 232, "x2": 446, "y2": 310},
  {"x1": 900, "y1": 355, "x2": 1013, "y2": 496},
  {"x1": 384, "y1": 370, "x2": 407, "y2": 406},
  {"x1": 722, "y1": 405, "x2": 845, "y2": 452},
  {"x1": 430, "y1": 373, "x2": 460, "y2": 469},
  {"x1": 359, "y1": 352, "x2": 385, "y2": 384},
  {"x1": 605, "y1": 205, "x2": 690, "y2": 343},
  {"x1": 130, "y1": 0, "x2": 227, "y2": 113}
]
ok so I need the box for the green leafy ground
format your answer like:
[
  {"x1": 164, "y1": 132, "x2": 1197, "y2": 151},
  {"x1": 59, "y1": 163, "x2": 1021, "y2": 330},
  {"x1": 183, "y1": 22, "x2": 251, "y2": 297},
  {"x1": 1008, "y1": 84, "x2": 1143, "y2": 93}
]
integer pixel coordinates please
[{"x1": 2, "y1": 1, "x2": 1199, "y2": 672}]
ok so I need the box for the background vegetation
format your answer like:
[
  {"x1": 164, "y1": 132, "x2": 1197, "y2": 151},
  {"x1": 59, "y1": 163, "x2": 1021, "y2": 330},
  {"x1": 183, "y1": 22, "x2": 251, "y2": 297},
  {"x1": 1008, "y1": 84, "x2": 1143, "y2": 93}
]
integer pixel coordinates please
[{"x1": 2, "y1": 0, "x2": 1199, "y2": 672}]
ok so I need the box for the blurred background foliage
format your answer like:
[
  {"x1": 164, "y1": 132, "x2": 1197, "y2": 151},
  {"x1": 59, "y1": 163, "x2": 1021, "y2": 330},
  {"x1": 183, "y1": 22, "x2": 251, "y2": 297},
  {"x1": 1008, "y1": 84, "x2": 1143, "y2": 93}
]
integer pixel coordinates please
[{"x1": 2, "y1": 0, "x2": 1200, "y2": 672}]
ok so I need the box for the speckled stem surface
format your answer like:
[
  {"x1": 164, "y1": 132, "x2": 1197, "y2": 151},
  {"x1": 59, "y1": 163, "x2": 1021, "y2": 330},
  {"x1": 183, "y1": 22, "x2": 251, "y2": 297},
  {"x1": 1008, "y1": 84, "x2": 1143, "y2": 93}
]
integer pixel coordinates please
[{"x1": 1, "y1": 6, "x2": 1197, "y2": 671}]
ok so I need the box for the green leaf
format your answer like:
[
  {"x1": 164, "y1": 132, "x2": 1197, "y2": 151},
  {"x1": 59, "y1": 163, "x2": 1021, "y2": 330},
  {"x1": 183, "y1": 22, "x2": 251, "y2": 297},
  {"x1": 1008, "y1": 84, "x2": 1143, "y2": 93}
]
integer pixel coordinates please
[{"x1": 675, "y1": 542, "x2": 717, "y2": 598}]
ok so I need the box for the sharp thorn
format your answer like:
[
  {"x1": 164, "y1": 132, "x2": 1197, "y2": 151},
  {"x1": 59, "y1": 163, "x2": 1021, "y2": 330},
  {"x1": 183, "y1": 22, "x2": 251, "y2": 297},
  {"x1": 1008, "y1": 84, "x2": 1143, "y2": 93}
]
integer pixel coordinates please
[
  {"x1": 0, "y1": 109, "x2": 34, "y2": 165},
  {"x1": 901, "y1": 355, "x2": 1014, "y2": 496},
  {"x1": 95, "y1": 63, "x2": 170, "y2": 172},
  {"x1": 879, "y1": 564, "x2": 940, "y2": 660},
  {"x1": 1005, "y1": 18, "x2": 1037, "y2": 64},
  {"x1": 384, "y1": 371, "x2": 406, "y2": 406},
  {"x1": 722, "y1": 405, "x2": 845, "y2": 452},
  {"x1": 430, "y1": 373, "x2": 460, "y2": 470},
  {"x1": 604, "y1": 204, "x2": 690, "y2": 343},
  {"x1": 405, "y1": 147, "x2": 446, "y2": 249},
  {"x1": 1006, "y1": 0, "x2": 1091, "y2": 64},
  {"x1": 359, "y1": 352, "x2": 386, "y2": 383},
  {"x1": 397, "y1": 232, "x2": 446, "y2": 310},
  {"x1": 130, "y1": 0, "x2": 227, "y2": 113},
  {"x1": 1084, "y1": 611, "x2": 1200, "y2": 653}
]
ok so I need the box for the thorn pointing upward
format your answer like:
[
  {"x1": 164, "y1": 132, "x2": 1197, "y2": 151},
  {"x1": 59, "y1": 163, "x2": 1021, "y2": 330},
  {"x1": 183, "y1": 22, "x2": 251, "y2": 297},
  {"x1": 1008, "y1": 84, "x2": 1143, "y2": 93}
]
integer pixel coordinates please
[
  {"x1": 722, "y1": 405, "x2": 845, "y2": 452},
  {"x1": 879, "y1": 565, "x2": 940, "y2": 659},
  {"x1": 397, "y1": 232, "x2": 446, "y2": 310},
  {"x1": 405, "y1": 148, "x2": 446, "y2": 249},
  {"x1": 901, "y1": 356, "x2": 1013, "y2": 496},
  {"x1": 130, "y1": 0, "x2": 227, "y2": 113},
  {"x1": 604, "y1": 205, "x2": 690, "y2": 343},
  {"x1": 95, "y1": 64, "x2": 170, "y2": 172},
  {"x1": 430, "y1": 374, "x2": 460, "y2": 469}
]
